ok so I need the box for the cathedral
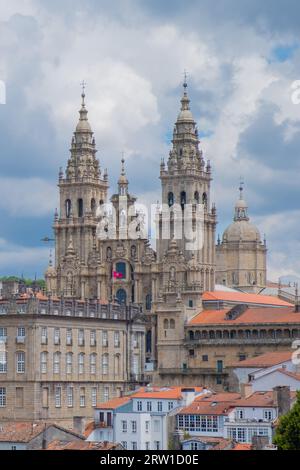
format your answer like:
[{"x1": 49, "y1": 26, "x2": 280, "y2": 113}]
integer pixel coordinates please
[{"x1": 45, "y1": 79, "x2": 268, "y2": 370}]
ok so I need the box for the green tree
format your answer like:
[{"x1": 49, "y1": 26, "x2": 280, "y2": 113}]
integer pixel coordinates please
[{"x1": 274, "y1": 390, "x2": 300, "y2": 450}]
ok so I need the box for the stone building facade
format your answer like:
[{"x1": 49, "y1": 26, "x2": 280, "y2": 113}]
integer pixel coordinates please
[{"x1": 0, "y1": 292, "x2": 146, "y2": 427}]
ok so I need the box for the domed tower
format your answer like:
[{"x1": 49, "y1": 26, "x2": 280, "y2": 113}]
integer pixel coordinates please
[{"x1": 216, "y1": 183, "x2": 267, "y2": 293}]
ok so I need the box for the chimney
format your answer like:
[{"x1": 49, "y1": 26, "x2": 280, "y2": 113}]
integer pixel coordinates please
[
  {"x1": 273, "y1": 386, "x2": 291, "y2": 416},
  {"x1": 73, "y1": 416, "x2": 84, "y2": 435},
  {"x1": 240, "y1": 382, "x2": 252, "y2": 398}
]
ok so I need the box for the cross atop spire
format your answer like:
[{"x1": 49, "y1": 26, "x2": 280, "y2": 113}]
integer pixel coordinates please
[
  {"x1": 239, "y1": 177, "x2": 244, "y2": 200},
  {"x1": 80, "y1": 80, "x2": 86, "y2": 106},
  {"x1": 183, "y1": 69, "x2": 188, "y2": 89}
]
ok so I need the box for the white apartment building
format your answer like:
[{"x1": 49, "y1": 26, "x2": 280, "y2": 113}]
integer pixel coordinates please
[{"x1": 87, "y1": 386, "x2": 206, "y2": 450}]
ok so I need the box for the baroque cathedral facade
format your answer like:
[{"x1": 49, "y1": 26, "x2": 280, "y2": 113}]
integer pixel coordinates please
[{"x1": 45, "y1": 80, "x2": 267, "y2": 370}]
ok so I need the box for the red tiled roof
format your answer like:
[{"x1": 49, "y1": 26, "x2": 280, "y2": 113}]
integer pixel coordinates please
[
  {"x1": 202, "y1": 291, "x2": 292, "y2": 306},
  {"x1": 189, "y1": 306, "x2": 300, "y2": 326},
  {"x1": 0, "y1": 422, "x2": 83, "y2": 443},
  {"x1": 96, "y1": 396, "x2": 131, "y2": 410},
  {"x1": 132, "y1": 386, "x2": 203, "y2": 400},
  {"x1": 232, "y1": 443, "x2": 253, "y2": 451},
  {"x1": 47, "y1": 440, "x2": 120, "y2": 450},
  {"x1": 195, "y1": 392, "x2": 241, "y2": 402},
  {"x1": 234, "y1": 390, "x2": 296, "y2": 407},
  {"x1": 230, "y1": 351, "x2": 293, "y2": 368},
  {"x1": 179, "y1": 401, "x2": 236, "y2": 416}
]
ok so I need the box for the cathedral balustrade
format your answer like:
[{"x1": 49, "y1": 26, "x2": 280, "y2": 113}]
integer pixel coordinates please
[{"x1": 186, "y1": 328, "x2": 300, "y2": 344}]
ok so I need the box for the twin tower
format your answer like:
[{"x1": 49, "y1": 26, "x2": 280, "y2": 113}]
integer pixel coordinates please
[{"x1": 45, "y1": 81, "x2": 267, "y2": 313}]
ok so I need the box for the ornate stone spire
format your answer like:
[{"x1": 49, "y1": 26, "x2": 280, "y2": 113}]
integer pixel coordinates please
[
  {"x1": 234, "y1": 180, "x2": 249, "y2": 221},
  {"x1": 65, "y1": 84, "x2": 101, "y2": 182},
  {"x1": 118, "y1": 156, "x2": 129, "y2": 195}
]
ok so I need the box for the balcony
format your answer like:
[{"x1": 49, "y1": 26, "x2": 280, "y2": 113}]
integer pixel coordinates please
[
  {"x1": 185, "y1": 337, "x2": 293, "y2": 346},
  {"x1": 16, "y1": 336, "x2": 25, "y2": 344},
  {"x1": 158, "y1": 367, "x2": 228, "y2": 376}
]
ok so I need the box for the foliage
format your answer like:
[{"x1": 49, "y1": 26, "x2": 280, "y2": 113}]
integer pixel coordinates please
[{"x1": 274, "y1": 390, "x2": 300, "y2": 450}]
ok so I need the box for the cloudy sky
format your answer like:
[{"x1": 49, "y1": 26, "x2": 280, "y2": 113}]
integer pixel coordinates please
[{"x1": 0, "y1": 0, "x2": 300, "y2": 280}]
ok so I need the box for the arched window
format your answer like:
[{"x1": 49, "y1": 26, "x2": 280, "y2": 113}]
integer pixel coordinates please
[
  {"x1": 180, "y1": 191, "x2": 186, "y2": 210},
  {"x1": 202, "y1": 192, "x2": 207, "y2": 206},
  {"x1": 102, "y1": 353, "x2": 109, "y2": 375},
  {"x1": 77, "y1": 198, "x2": 84, "y2": 217},
  {"x1": 194, "y1": 191, "x2": 199, "y2": 203},
  {"x1": 163, "y1": 319, "x2": 169, "y2": 329},
  {"x1": 90, "y1": 353, "x2": 96, "y2": 375},
  {"x1": 100, "y1": 199, "x2": 104, "y2": 207},
  {"x1": 131, "y1": 245, "x2": 137, "y2": 259},
  {"x1": 40, "y1": 352, "x2": 47, "y2": 374},
  {"x1": 116, "y1": 288, "x2": 127, "y2": 304},
  {"x1": 106, "y1": 247, "x2": 112, "y2": 261},
  {"x1": 65, "y1": 199, "x2": 72, "y2": 218},
  {"x1": 146, "y1": 294, "x2": 152, "y2": 311},
  {"x1": 168, "y1": 192, "x2": 174, "y2": 207},
  {"x1": 78, "y1": 353, "x2": 85, "y2": 374},
  {"x1": 91, "y1": 198, "x2": 96, "y2": 215},
  {"x1": 53, "y1": 352, "x2": 60, "y2": 374},
  {"x1": 170, "y1": 319, "x2": 175, "y2": 329},
  {"x1": 189, "y1": 330, "x2": 194, "y2": 341}
]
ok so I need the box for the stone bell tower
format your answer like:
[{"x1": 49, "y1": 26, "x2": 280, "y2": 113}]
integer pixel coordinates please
[
  {"x1": 46, "y1": 86, "x2": 109, "y2": 297},
  {"x1": 156, "y1": 79, "x2": 217, "y2": 295}
]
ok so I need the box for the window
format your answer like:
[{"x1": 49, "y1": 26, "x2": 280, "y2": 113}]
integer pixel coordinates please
[
  {"x1": 78, "y1": 353, "x2": 85, "y2": 374},
  {"x1": 122, "y1": 420, "x2": 127, "y2": 433},
  {"x1": 154, "y1": 420, "x2": 160, "y2": 432},
  {"x1": 202, "y1": 355, "x2": 208, "y2": 362},
  {"x1": 116, "y1": 262, "x2": 126, "y2": 279},
  {"x1": 80, "y1": 387, "x2": 86, "y2": 407},
  {"x1": 92, "y1": 387, "x2": 97, "y2": 407},
  {"x1": 65, "y1": 199, "x2": 72, "y2": 218},
  {"x1": 264, "y1": 410, "x2": 273, "y2": 421},
  {"x1": 239, "y1": 354, "x2": 246, "y2": 362},
  {"x1": 131, "y1": 442, "x2": 137, "y2": 450},
  {"x1": 67, "y1": 386, "x2": 73, "y2": 407},
  {"x1": 137, "y1": 401, "x2": 142, "y2": 411},
  {"x1": 170, "y1": 319, "x2": 175, "y2": 329},
  {"x1": 16, "y1": 352, "x2": 25, "y2": 373},
  {"x1": 15, "y1": 387, "x2": 24, "y2": 408},
  {"x1": 157, "y1": 401, "x2": 163, "y2": 412},
  {"x1": 0, "y1": 387, "x2": 6, "y2": 407},
  {"x1": 121, "y1": 441, "x2": 127, "y2": 449},
  {"x1": 41, "y1": 327, "x2": 47, "y2": 344},
  {"x1": 0, "y1": 327, "x2": 7, "y2": 340},
  {"x1": 236, "y1": 409, "x2": 245, "y2": 420},
  {"x1": 53, "y1": 352, "x2": 60, "y2": 374},
  {"x1": 168, "y1": 401, "x2": 174, "y2": 411},
  {"x1": 155, "y1": 441, "x2": 160, "y2": 450},
  {"x1": 0, "y1": 351, "x2": 7, "y2": 373},
  {"x1": 114, "y1": 331, "x2": 120, "y2": 348},
  {"x1": 168, "y1": 192, "x2": 174, "y2": 207},
  {"x1": 132, "y1": 332, "x2": 139, "y2": 349},
  {"x1": 104, "y1": 386, "x2": 109, "y2": 402},
  {"x1": 189, "y1": 349, "x2": 195, "y2": 357},
  {"x1": 102, "y1": 354, "x2": 109, "y2": 375},
  {"x1": 42, "y1": 387, "x2": 49, "y2": 408},
  {"x1": 55, "y1": 386, "x2": 61, "y2": 408},
  {"x1": 78, "y1": 329, "x2": 85, "y2": 346},
  {"x1": 145, "y1": 442, "x2": 150, "y2": 450},
  {"x1": 77, "y1": 198, "x2": 84, "y2": 217},
  {"x1": 131, "y1": 421, "x2": 137, "y2": 433},
  {"x1": 180, "y1": 191, "x2": 186, "y2": 209},
  {"x1": 17, "y1": 327, "x2": 25, "y2": 339},
  {"x1": 66, "y1": 353, "x2": 73, "y2": 374},
  {"x1": 90, "y1": 353, "x2": 96, "y2": 375},
  {"x1": 54, "y1": 328, "x2": 60, "y2": 345},
  {"x1": 191, "y1": 442, "x2": 199, "y2": 450},
  {"x1": 188, "y1": 299, "x2": 193, "y2": 308},
  {"x1": 90, "y1": 330, "x2": 96, "y2": 346},
  {"x1": 102, "y1": 331, "x2": 108, "y2": 347},
  {"x1": 146, "y1": 294, "x2": 152, "y2": 311},
  {"x1": 145, "y1": 421, "x2": 150, "y2": 433},
  {"x1": 66, "y1": 329, "x2": 72, "y2": 345},
  {"x1": 147, "y1": 401, "x2": 152, "y2": 412},
  {"x1": 40, "y1": 352, "x2": 47, "y2": 374}
]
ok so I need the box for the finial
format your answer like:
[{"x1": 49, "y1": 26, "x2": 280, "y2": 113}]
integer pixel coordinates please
[
  {"x1": 121, "y1": 152, "x2": 126, "y2": 176},
  {"x1": 80, "y1": 80, "x2": 86, "y2": 106},
  {"x1": 183, "y1": 69, "x2": 188, "y2": 89},
  {"x1": 239, "y1": 177, "x2": 244, "y2": 199},
  {"x1": 49, "y1": 248, "x2": 53, "y2": 267}
]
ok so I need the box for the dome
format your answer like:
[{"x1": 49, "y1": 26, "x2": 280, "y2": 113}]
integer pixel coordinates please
[
  {"x1": 223, "y1": 220, "x2": 261, "y2": 243},
  {"x1": 76, "y1": 118, "x2": 92, "y2": 133},
  {"x1": 177, "y1": 109, "x2": 194, "y2": 121}
]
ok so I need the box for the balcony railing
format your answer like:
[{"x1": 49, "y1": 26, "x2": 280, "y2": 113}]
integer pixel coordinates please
[{"x1": 158, "y1": 367, "x2": 228, "y2": 376}]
